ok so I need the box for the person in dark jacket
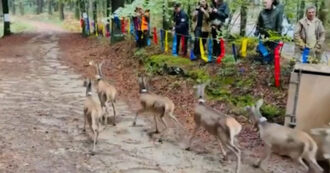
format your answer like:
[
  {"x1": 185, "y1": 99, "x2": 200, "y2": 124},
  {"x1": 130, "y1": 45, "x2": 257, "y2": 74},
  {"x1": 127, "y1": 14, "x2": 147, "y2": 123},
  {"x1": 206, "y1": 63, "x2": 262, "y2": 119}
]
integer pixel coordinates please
[
  {"x1": 210, "y1": 0, "x2": 229, "y2": 57},
  {"x1": 255, "y1": 0, "x2": 282, "y2": 37},
  {"x1": 255, "y1": 0, "x2": 283, "y2": 64},
  {"x1": 173, "y1": 3, "x2": 189, "y2": 56}
]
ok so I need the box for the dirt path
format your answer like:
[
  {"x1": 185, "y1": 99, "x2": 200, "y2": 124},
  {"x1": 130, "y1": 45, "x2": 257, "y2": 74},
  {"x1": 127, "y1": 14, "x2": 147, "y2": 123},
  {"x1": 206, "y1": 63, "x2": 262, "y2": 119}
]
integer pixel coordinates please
[
  {"x1": 0, "y1": 32, "x2": 243, "y2": 173},
  {"x1": 0, "y1": 21, "x2": 310, "y2": 172}
]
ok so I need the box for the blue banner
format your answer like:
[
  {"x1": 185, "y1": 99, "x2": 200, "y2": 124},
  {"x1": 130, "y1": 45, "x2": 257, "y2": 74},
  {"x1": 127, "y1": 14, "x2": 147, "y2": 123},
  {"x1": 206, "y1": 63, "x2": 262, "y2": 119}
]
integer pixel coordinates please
[
  {"x1": 208, "y1": 38, "x2": 213, "y2": 62},
  {"x1": 172, "y1": 33, "x2": 178, "y2": 56},
  {"x1": 302, "y1": 47, "x2": 310, "y2": 63}
]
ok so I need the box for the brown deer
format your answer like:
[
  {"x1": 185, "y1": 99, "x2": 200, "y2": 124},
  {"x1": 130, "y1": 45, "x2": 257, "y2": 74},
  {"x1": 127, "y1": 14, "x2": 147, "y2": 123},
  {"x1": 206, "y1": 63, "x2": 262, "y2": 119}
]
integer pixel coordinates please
[
  {"x1": 83, "y1": 79, "x2": 104, "y2": 152},
  {"x1": 311, "y1": 123, "x2": 330, "y2": 166},
  {"x1": 89, "y1": 60, "x2": 117, "y2": 126},
  {"x1": 132, "y1": 75, "x2": 183, "y2": 135},
  {"x1": 186, "y1": 84, "x2": 242, "y2": 173},
  {"x1": 245, "y1": 99, "x2": 324, "y2": 173}
]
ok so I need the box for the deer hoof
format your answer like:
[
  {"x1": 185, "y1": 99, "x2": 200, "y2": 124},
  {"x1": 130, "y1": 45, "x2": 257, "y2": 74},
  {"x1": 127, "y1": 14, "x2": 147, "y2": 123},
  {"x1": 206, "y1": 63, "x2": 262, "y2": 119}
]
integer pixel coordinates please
[
  {"x1": 113, "y1": 123, "x2": 116, "y2": 126},
  {"x1": 185, "y1": 147, "x2": 191, "y2": 151},
  {"x1": 132, "y1": 122, "x2": 136, "y2": 126},
  {"x1": 252, "y1": 163, "x2": 260, "y2": 168}
]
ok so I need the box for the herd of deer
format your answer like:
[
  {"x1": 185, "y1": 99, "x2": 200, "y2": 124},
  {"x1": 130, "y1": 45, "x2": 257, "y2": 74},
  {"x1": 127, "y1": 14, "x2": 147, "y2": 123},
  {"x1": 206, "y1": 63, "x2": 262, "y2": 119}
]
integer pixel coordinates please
[{"x1": 82, "y1": 60, "x2": 329, "y2": 173}]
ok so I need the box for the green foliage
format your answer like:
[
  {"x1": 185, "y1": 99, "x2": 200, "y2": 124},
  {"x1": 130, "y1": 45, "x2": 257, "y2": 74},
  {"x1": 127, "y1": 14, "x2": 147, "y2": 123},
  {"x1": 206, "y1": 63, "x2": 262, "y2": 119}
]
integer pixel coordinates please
[
  {"x1": 187, "y1": 69, "x2": 211, "y2": 84},
  {"x1": 148, "y1": 54, "x2": 194, "y2": 67},
  {"x1": 260, "y1": 103, "x2": 285, "y2": 119},
  {"x1": 145, "y1": 54, "x2": 194, "y2": 75}
]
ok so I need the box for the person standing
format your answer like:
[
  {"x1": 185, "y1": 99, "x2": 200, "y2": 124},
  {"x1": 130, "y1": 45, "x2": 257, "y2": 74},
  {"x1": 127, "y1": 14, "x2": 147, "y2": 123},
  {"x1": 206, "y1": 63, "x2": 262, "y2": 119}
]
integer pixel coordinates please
[
  {"x1": 255, "y1": 0, "x2": 283, "y2": 64},
  {"x1": 192, "y1": 0, "x2": 211, "y2": 59},
  {"x1": 133, "y1": 7, "x2": 143, "y2": 48},
  {"x1": 141, "y1": 9, "x2": 150, "y2": 47},
  {"x1": 210, "y1": 0, "x2": 229, "y2": 57},
  {"x1": 173, "y1": 3, "x2": 189, "y2": 56},
  {"x1": 294, "y1": 5, "x2": 325, "y2": 63}
]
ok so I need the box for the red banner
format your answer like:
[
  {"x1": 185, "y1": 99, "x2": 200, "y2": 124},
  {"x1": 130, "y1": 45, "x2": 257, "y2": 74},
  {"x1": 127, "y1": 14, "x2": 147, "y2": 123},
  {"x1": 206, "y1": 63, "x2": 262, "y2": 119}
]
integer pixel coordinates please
[
  {"x1": 121, "y1": 19, "x2": 126, "y2": 34},
  {"x1": 181, "y1": 36, "x2": 185, "y2": 55},
  {"x1": 216, "y1": 38, "x2": 226, "y2": 64},
  {"x1": 153, "y1": 27, "x2": 158, "y2": 45},
  {"x1": 274, "y1": 42, "x2": 284, "y2": 87}
]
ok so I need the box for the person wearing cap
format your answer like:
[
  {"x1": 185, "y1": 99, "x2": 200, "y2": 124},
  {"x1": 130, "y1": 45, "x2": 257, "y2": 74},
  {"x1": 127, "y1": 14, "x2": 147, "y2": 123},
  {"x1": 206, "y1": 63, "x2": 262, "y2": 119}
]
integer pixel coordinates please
[
  {"x1": 294, "y1": 5, "x2": 325, "y2": 63},
  {"x1": 173, "y1": 3, "x2": 189, "y2": 56}
]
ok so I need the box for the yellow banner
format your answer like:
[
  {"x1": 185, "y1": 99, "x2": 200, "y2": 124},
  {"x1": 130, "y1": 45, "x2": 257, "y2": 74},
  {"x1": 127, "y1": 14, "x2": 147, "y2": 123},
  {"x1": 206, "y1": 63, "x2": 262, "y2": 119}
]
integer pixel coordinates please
[
  {"x1": 165, "y1": 31, "x2": 169, "y2": 52},
  {"x1": 241, "y1": 38, "x2": 248, "y2": 58},
  {"x1": 200, "y1": 38, "x2": 208, "y2": 62},
  {"x1": 95, "y1": 23, "x2": 98, "y2": 36}
]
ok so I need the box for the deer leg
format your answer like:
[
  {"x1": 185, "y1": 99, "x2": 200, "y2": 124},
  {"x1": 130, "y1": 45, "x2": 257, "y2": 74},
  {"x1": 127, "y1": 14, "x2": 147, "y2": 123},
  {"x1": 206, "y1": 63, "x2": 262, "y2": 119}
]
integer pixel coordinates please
[
  {"x1": 256, "y1": 145, "x2": 271, "y2": 170},
  {"x1": 186, "y1": 125, "x2": 200, "y2": 150},
  {"x1": 217, "y1": 138, "x2": 228, "y2": 160},
  {"x1": 154, "y1": 114, "x2": 159, "y2": 134},
  {"x1": 104, "y1": 104, "x2": 109, "y2": 125},
  {"x1": 227, "y1": 142, "x2": 241, "y2": 173},
  {"x1": 305, "y1": 156, "x2": 323, "y2": 173},
  {"x1": 168, "y1": 112, "x2": 184, "y2": 129},
  {"x1": 111, "y1": 101, "x2": 116, "y2": 126},
  {"x1": 132, "y1": 109, "x2": 143, "y2": 126},
  {"x1": 297, "y1": 157, "x2": 309, "y2": 172},
  {"x1": 83, "y1": 112, "x2": 87, "y2": 132},
  {"x1": 160, "y1": 116, "x2": 169, "y2": 133}
]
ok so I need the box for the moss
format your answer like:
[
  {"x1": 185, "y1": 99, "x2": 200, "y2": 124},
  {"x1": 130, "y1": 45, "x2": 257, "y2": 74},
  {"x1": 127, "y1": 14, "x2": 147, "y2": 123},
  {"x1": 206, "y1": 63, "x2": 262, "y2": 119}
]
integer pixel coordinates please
[
  {"x1": 148, "y1": 54, "x2": 194, "y2": 68},
  {"x1": 260, "y1": 104, "x2": 285, "y2": 119},
  {"x1": 187, "y1": 69, "x2": 211, "y2": 83}
]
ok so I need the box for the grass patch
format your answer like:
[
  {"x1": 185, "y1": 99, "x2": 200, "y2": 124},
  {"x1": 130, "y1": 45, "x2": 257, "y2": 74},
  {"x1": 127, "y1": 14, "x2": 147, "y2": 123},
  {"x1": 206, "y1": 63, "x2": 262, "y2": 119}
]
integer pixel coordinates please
[
  {"x1": 148, "y1": 54, "x2": 194, "y2": 68},
  {"x1": 0, "y1": 19, "x2": 35, "y2": 37}
]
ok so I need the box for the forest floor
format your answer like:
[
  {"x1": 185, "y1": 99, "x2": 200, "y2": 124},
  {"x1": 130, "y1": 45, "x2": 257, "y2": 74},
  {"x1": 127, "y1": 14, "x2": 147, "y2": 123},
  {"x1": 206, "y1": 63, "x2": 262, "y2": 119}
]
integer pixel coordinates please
[{"x1": 0, "y1": 17, "x2": 328, "y2": 173}]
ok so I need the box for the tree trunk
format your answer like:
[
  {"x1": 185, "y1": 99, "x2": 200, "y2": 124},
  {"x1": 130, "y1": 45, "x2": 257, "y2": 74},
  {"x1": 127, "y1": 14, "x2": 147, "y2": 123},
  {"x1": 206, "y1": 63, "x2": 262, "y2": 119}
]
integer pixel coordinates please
[
  {"x1": 75, "y1": 0, "x2": 80, "y2": 20},
  {"x1": 162, "y1": 0, "x2": 168, "y2": 29},
  {"x1": 48, "y1": 0, "x2": 53, "y2": 15},
  {"x1": 2, "y1": 0, "x2": 11, "y2": 36},
  {"x1": 59, "y1": 1, "x2": 64, "y2": 20},
  {"x1": 240, "y1": 4, "x2": 247, "y2": 36},
  {"x1": 36, "y1": 0, "x2": 41, "y2": 14},
  {"x1": 111, "y1": 0, "x2": 124, "y2": 13},
  {"x1": 80, "y1": 0, "x2": 88, "y2": 36},
  {"x1": 69, "y1": 1, "x2": 74, "y2": 11},
  {"x1": 11, "y1": 0, "x2": 16, "y2": 15},
  {"x1": 92, "y1": 1, "x2": 97, "y2": 34},
  {"x1": 54, "y1": 1, "x2": 58, "y2": 12},
  {"x1": 318, "y1": 0, "x2": 326, "y2": 23},
  {"x1": 297, "y1": 0, "x2": 305, "y2": 21},
  {"x1": 106, "y1": 0, "x2": 110, "y2": 18},
  {"x1": 40, "y1": 0, "x2": 44, "y2": 13},
  {"x1": 19, "y1": 1, "x2": 24, "y2": 15}
]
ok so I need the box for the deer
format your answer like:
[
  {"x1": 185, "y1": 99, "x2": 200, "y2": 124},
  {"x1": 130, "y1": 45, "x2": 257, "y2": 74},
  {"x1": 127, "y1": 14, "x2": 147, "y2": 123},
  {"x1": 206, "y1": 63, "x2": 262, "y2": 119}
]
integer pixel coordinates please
[
  {"x1": 310, "y1": 123, "x2": 330, "y2": 166},
  {"x1": 89, "y1": 60, "x2": 117, "y2": 126},
  {"x1": 132, "y1": 75, "x2": 183, "y2": 136},
  {"x1": 186, "y1": 83, "x2": 242, "y2": 173},
  {"x1": 245, "y1": 99, "x2": 324, "y2": 173},
  {"x1": 83, "y1": 79, "x2": 104, "y2": 152}
]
